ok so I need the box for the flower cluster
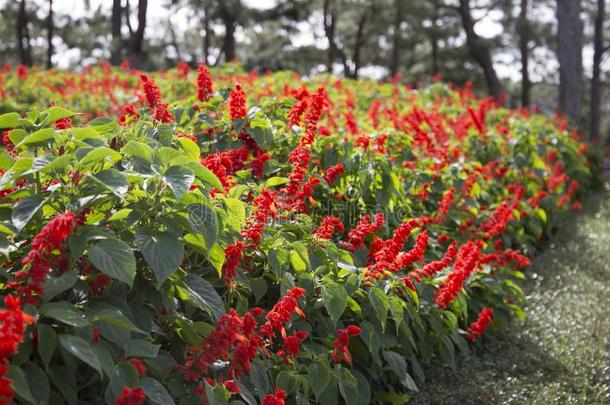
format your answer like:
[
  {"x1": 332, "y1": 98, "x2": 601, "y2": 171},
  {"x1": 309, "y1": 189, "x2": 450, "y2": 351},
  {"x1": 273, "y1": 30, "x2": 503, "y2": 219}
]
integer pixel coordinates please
[
  {"x1": 262, "y1": 388, "x2": 287, "y2": 405},
  {"x1": 434, "y1": 240, "x2": 481, "y2": 308},
  {"x1": 201, "y1": 147, "x2": 248, "y2": 191},
  {"x1": 9, "y1": 212, "x2": 76, "y2": 305},
  {"x1": 0, "y1": 295, "x2": 35, "y2": 404},
  {"x1": 312, "y1": 216, "x2": 344, "y2": 239},
  {"x1": 115, "y1": 386, "x2": 147, "y2": 405},
  {"x1": 406, "y1": 241, "x2": 457, "y2": 284},
  {"x1": 340, "y1": 213, "x2": 385, "y2": 251},
  {"x1": 323, "y1": 163, "x2": 345, "y2": 185},
  {"x1": 221, "y1": 241, "x2": 244, "y2": 284},
  {"x1": 140, "y1": 74, "x2": 173, "y2": 123},
  {"x1": 229, "y1": 83, "x2": 247, "y2": 120},
  {"x1": 331, "y1": 325, "x2": 361, "y2": 365},
  {"x1": 241, "y1": 189, "x2": 276, "y2": 246},
  {"x1": 466, "y1": 308, "x2": 494, "y2": 341},
  {"x1": 196, "y1": 64, "x2": 213, "y2": 102}
]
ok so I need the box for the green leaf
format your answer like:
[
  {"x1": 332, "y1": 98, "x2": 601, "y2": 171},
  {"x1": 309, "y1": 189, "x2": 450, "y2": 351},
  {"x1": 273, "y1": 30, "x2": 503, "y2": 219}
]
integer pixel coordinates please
[
  {"x1": 265, "y1": 176, "x2": 290, "y2": 187},
  {"x1": 40, "y1": 106, "x2": 75, "y2": 126},
  {"x1": 322, "y1": 280, "x2": 348, "y2": 325},
  {"x1": 0, "y1": 150, "x2": 13, "y2": 170},
  {"x1": 205, "y1": 382, "x2": 229, "y2": 405},
  {"x1": 88, "y1": 238, "x2": 136, "y2": 286},
  {"x1": 187, "y1": 161, "x2": 224, "y2": 190},
  {"x1": 7, "y1": 365, "x2": 35, "y2": 403},
  {"x1": 40, "y1": 302, "x2": 89, "y2": 327},
  {"x1": 369, "y1": 287, "x2": 389, "y2": 331},
  {"x1": 383, "y1": 351, "x2": 418, "y2": 391},
  {"x1": 308, "y1": 359, "x2": 330, "y2": 400},
  {"x1": 290, "y1": 249, "x2": 307, "y2": 272},
  {"x1": 164, "y1": 165, "x2": 194, "y2": 198},
  {"x1": 37, "y1": 324, "x2": 57, "y2": 369},
  {"x1": 388, "y1": 296, "x2": 404, "y2": 329},
  {"x1": 24, "y1": 362, "x2": 50, "y2": 404},
  {"x1": 124, "y1": 339, "x2": 161, "y2": 358},
  {"x1": 0, "y1": 112, "x2": 20, "y2": 129},
  {"x1": 352, "y1": 369, "x2": 372, "y2": 405},
  {"x1": 89, "y1": 307, "x2": 145, "y2": 333},
  {"x1": 79, "y1": 147, "x2": 121, "y2": 167},
  {"x1": 177, "y1": 137, "x2": 201, "y2": 161},
  {"x1": 123, "y1": 140, "x2": 153, "y2": 162},
  {"x1": 92, "y1": 169, "x2": 128, "y2": 197},
  {"x1": 276, "y1": 370, "x2": 297, "y2": 394},
  {"x1": 135, "y1": 229, "x2": 184, "y2": 285},
  {"x1": 338, "y1": 369, "x2": 358, "y2": 404},
  {"x1": 187, "y1": 203, "x2": 218, "y2": 251},
  {"x1": 59, "y1": 334, "x2": 103, "y2": 376},
  {"x1": 141, "y1": 377, "x2": 175, "y2": 405},
  {"x1": 181, "y1": 274, "x2": 225, "y2": 319},
  {"x1": 43, "y1": 271, "x2": 79, "y2": 301},
  {"x1": 12, "y1": 195, "x2": 46, "y2": 231},
  {"x1": 17, "y1": 128, "x2": 55, "y2": 147}
]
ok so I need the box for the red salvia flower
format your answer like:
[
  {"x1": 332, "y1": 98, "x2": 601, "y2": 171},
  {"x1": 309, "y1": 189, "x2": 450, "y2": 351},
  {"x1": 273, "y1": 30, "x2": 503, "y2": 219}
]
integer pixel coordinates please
[
  {"x1": 229, "y1": 83, "x2": 247, "y2": 120},
  {"x1": 262, "y1": 388, "x2": 287, "y2": 405},
  {"x1": 196, "y1": 64, "x2": 213, "y2": 102},
  {"x1": 466, "y1": 308, "x2": 494, "y2": 341},
  {"x1": 128, "y1": 358, "x2": 147, "y2": 376},
  {"x1": 222, "y1": 241, "x2": 244, "y2": 284},
  {"x1": 434, "y1": 241, "x2": 481, "y2": 309},
  {"x1": 115, "y1": 386, "x2": 146, "y2": 405},
  {"x1": 313, "y1": 216, "x2": 344, "y2": 239},
  {"x1": 323, "y1": 163, "x2": 345, "y2": 185},
  {"x1": 340, "y1": 213, "x2": 384, "y2": 251},
  {"x1": 331, "y1": 324, "x2": 361, "y2": 365}
]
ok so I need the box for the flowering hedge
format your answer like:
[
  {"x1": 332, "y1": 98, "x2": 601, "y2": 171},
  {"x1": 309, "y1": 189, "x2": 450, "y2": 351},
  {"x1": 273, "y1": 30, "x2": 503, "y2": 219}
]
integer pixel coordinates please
[{"x1": 0, "y1": 62, "x2": 591, "y2": 405}]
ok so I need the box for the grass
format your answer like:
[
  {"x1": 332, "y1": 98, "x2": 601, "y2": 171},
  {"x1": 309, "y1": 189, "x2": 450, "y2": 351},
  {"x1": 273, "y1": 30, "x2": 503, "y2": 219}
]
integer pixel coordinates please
[{"x1": 410, "y1": 183, "x2": 610, "y2": 404}]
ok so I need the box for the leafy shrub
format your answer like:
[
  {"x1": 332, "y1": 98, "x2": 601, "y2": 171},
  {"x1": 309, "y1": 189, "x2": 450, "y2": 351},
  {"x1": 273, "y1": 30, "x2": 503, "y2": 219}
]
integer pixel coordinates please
[{"x1": 0, "y1": 63, "x2": 590, "y2": 404}]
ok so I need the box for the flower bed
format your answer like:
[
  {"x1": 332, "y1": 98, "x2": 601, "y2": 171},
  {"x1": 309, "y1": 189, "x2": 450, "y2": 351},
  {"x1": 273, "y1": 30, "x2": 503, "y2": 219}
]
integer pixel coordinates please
[{"x1": 0, "y1": 63, "x2": 591, "y2": 404}]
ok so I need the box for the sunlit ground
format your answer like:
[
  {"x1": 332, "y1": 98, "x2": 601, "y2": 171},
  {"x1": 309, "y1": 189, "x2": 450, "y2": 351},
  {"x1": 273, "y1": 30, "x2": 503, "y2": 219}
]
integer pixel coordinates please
[{"x1": 411, "y1": 182, "x2": 610, "y2": 404}]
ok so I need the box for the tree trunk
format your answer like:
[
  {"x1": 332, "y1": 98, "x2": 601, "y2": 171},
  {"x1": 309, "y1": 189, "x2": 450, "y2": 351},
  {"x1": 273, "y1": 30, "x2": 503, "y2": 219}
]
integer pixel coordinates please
[
  {"x1": 202, "y1": 3, "x2": 210, "y2": 64},
  {"x1": 111, "y1": 0, "x2": 122, "y2": 65},
  {"x1": 557, "y1": 0, "x2": 583, "y2": 123},
  {"x1": 519, "y1": 0, "x2": 531, "y2": 107},
  {"x1": 458, "y1": 0, "x2": 503, "y2": 100},
  {"x1": 431, "y1": 0, "x2": 439, "y2": 75},
  {"x1": 46, "y1": 0, "x2": 54, "y2": 69},
  {"x1": 323, "y1": 0, "x2": 337, "y2": 73},
  {"x1": 590, "y1": 0, "x2": 604, "y2": 141},
  {"x1": 222, "y1": 17, "x2": 236, "y2": 62},
  {"x1": 130, "y1": 0, "x2": 147, "y2": 67},
  {"x1": 389, "y1": 0, "x2": 403, "y2": 77},
  {"x1": 351, "y1": 9, "x2": 369, "y2": 79},
  {"x1": 16, "y1": 0, "x2": 32, "y2": 66}
]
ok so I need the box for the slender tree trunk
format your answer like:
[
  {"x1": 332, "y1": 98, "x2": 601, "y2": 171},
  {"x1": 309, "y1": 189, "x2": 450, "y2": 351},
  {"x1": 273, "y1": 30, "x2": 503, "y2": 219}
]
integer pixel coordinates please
[
  {"x1": 222, "y1": 17, "x2": 236, "y2": 62},
  {"x1": 130, "y1": 0, "x2": 147, "y2": 67},
  {"x1": 351, "y1": 9, "x2": 369, "y2": 79},
  {"x1": 389, "y1": 0, "x2": 403, "y2": 77},
  {"x1": 519, "y1": 0, "x2": 531, "y2": 107},
  {"x1": 323, "y1": 0, "x2": 337, "y2": 73},
  {"x1": 17, "y1": 0, "x2": 32, "y2": 66},
  {"x1": 557, "y1": 0, "x2": 583, "y2": 123},
  {"x1": 590, "y1": 0, "x2": 604, "y2": 141},
  {"x1": 202, "y1": 3, "x2": 210, "y2": 65},
  {"x1": 46, "y1": 0, "x2": 54, "y2": 69},
  {"x1": 111, "y1": 0, "x2": 122, "y2": 65},
  {"x1": 458, "y1": 0, "x2": 503, "y2": 100},
  {"x1": 431, "y1": 0, "x2": 439, "y2": 75}
]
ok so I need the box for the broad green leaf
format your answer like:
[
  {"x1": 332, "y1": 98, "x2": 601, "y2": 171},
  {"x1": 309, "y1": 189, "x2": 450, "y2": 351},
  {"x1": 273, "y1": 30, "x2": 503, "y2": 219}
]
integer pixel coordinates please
[
  {"x1": 40, "y1": 302, "x2": 88, "y2": 327},
  {"x1": 187, "y1": 203, "x2": 218, "y2": 251},
  {"x1": 12, "y1": 195, "x2": 46, "y2": 231},
  {"x1": 164, "y1": 165, "x2": 194, "y2": 198},
  {"x1": 88, "y1": 238, "x2": 136, "y2": 286},
  {"x1": 0, "y1": 150, "x2": 13, "y2": 170},
  {"x1": 79, "y1": 147, "x2": 121, "y2": 167},
  {"x1": 24, "y1": 363, "x2": 50, "y2": 404},
  {"x1": 369, "y1": 287, "x2": 389, "y2": 331},
  {"x1": 37, "y1": 324, "x2": 58, "y2": 369},
  {"x1": 205, "y1": 382, "x2": 229, "y2": 405},
  {"x1": 124, "y1": 339, "x2": 160, "y2": 358},
  {"x1": 181, "y1": 274, "x2": 225, "y2": 319},
  {"x1": 92, "y1": 169, "x2": 128, "y2": 197},
  {"x1": 0, "y1": 112, "x2": 20, "y2": 129},
  {"x1": 40, "y1": 106, "x2": 75, "y2": 126},
  {"x1": 177, "y1": 137, "x2": 200, "y2": 161},
  {"x1": 322, "y1": 280, "x2": 348, "y2": 325},
  {"x1": 187, "y1": 161, "x2": 224, "y2": 190},
  {"x1": 265, "y1": 176, "x2": 290, "y2": 187},
  {"x1": 123, "y1": 140, "x2": 153, "y2": 162},
  {"x1": 43, "y1": 271, "x2": 79, "y2": 301},
  {"x1": 141, "y1": 377, "x2": 175, "y2": 405},
  {"x1": 59, "y1": 334, "x2": 103, "y2": 375},
  {"x1": 17, "y1": 128, "x2": 55, "y2": 147},
  {"x1": 338, "y1": 369, "x2": 358, "y2": 405},
  {"x1": 89, "y1": 307, "x2": 145, "y2": 333},
  {"x1": 308, "y1": 359, "x2": 330, "y2": 399},
  {"x1": 7, "y1": 365, "x2": 35, "y2": 403},
  {"x1": 135, "y1": 229, "x2": 184, "y2": 285},
  {"x1": 383, "y1": 350, "x2": 418, "y2": 391}
]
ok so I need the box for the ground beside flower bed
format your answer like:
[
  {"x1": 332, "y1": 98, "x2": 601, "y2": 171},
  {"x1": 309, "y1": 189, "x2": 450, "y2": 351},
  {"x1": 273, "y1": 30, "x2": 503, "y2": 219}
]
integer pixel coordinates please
[{"x1": 411, "y1": 183, "x2": 610, "y2": 404}]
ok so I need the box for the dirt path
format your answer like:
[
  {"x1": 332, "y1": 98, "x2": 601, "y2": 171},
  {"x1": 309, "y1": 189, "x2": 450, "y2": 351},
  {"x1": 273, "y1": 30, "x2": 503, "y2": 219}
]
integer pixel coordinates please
[{"x1": 410, "y1": 184, "x2": 610, "y2": 404}]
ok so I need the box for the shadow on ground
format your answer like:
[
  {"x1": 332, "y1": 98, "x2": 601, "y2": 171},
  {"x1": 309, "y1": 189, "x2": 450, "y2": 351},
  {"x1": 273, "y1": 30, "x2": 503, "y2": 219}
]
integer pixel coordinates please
[{"x1": 409, "y1": 184, "x2": 610, "y2": 405}]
